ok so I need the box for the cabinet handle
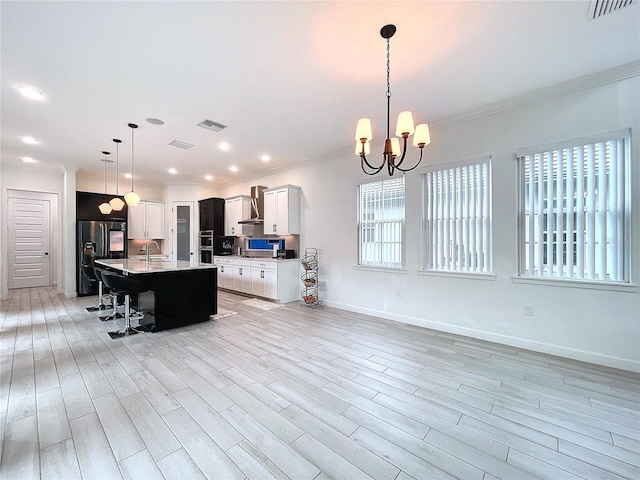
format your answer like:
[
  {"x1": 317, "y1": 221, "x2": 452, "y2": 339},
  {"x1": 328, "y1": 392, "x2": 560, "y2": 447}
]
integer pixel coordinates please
[
  {"x1": 272, "y1": 224, "x2": 276, "y2": 232},
  {"x1": 261, "y1": 270, "x2": 264, "y2": 279},
  {"x1": 239, "y1": 268, "x2": 242, "y2": 275}
]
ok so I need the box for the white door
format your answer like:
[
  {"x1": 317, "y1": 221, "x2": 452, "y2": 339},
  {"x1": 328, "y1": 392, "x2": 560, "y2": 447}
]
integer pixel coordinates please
[
  {"x1": 172, "y1": 201, "x2": 195, "y2": 261},
  {"x1": 8, "y1": 194, "x2": 53, "y2": 288}
]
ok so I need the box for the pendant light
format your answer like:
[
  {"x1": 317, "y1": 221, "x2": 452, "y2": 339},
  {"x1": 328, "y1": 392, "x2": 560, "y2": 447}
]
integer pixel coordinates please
[
  {"x1": 98, "y1": 151, "x2": 113, "y2": 214},
  {"x1": 124, "y1": 123, "x2": 141, "y2": 206},
  {"x1": 109, "y1": 138, "x2": 125, "y2": 211},
  {"x1": 354, "y1": 24, "x2": 431, "y2": 176}
]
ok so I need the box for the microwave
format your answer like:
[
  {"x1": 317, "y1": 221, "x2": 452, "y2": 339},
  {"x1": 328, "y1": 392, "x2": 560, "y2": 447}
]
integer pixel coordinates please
[{"x1": 213, "y1": 236, "x2": 234, "y2": 255}]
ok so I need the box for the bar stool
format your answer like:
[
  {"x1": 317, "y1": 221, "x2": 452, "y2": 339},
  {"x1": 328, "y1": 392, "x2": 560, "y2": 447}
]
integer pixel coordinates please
[
  {"x1": 95, "y1": 268, "x2": 122, "y2": 321},
  {"x1": 82, "y1": 258, "x2": 111, "y2": 312},
  {"x1": 101, "y1": 271, "x2": 148, "y2": 339}
]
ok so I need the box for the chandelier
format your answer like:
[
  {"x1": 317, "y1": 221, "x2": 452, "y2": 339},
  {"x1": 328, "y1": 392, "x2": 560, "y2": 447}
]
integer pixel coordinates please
[{"x1": 355, "y1": 24, "x2": 431, "y2": 176}]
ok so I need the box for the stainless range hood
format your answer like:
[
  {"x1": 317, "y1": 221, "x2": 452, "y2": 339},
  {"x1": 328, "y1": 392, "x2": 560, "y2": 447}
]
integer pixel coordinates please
[{"x1": 238, "y1": 185, "x2": 267, "y2": 224}]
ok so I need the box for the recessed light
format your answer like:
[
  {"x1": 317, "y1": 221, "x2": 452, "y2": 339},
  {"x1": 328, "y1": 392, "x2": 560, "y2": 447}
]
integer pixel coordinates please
[
  {"x1": 168, "y1": 168, "x2": 178, "y2": 174},
  {"x1": 218, "y1": 142, "x2": 231, "y2": 151},
  {"x1": 229, "y1": 166, "x2": 238, "y2": 173},
  {"x1": 16, "y1": 85, "x2": 45, "y2": 100},
  {"x1": 260, "y1": 154, "x2": 271, "y2": 162},
  {"x1": 124, "y1": 173, "x2": 133, "y2": 179},
  {"x1": 204, "y1": 175, "x2": 213, "y2": 181},
  {"x1": 21, "y1": 136, "x2": 39, "y2": 145},
  {"x1": 146, "y1": 118, "x2": 165, "y2": 125},
  {"x1": 21, "y1": 156, "x2": 37, "y2": 163}
]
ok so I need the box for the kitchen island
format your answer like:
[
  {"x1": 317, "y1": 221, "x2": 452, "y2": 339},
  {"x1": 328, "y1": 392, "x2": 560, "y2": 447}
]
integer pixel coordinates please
[{"x1": 96, "y1": 258, "x2": 217, "y2": 332}]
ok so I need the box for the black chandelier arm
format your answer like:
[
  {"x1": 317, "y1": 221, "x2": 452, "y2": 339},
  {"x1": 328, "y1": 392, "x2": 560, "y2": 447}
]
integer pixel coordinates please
[
  {"x1": 394, "y1": 147, "x2": 424, "y2": 173},
  {"x1": 393, "y1": 135, "x2": 409, "y2": 169},
  {"x1": 360, "y1": 150, "x2": 386, "y2": 171},
  {"x1": 387, "y1": 158, "x2": 395, "y2": 176},
  {"x1": 360, "y1": 154, "x2": 385, "y2": 175}
]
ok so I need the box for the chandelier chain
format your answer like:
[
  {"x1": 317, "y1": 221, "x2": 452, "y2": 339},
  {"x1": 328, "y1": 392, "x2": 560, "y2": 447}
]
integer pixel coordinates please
[{"x1": 386, "y1": 38, "x2": 391, "y2": 98}]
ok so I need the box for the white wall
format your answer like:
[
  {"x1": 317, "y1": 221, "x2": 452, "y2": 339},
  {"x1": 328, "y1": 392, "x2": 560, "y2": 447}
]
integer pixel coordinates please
[{"x1": 221, "y1": 73, "x2": 640, "y2": 372}]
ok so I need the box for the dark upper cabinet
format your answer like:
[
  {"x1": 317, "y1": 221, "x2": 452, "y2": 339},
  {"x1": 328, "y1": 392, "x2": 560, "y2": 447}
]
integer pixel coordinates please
[
  {"x1": 199, "y1": 197, "x2": 225, "y2": 234},
  {"x1": 76, "y1": 191, "x2": 128, "y2": 221}
]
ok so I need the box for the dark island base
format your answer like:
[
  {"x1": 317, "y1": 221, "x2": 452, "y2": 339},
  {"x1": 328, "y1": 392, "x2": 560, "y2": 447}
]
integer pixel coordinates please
[{"x1": 135, "y1": 268, "x2": 217, "y2": 332}]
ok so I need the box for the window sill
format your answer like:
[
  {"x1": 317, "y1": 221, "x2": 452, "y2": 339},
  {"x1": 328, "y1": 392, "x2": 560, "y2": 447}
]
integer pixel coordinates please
[
  {"x1": 354, "y1": 265, "x2": 408, "y2": 274},
  {"x1": 511, "y1": 276, "x2": 639, "y2": 293},
  {"x1": 417, "y1": 270, "x2": 497, "y2": 281}
]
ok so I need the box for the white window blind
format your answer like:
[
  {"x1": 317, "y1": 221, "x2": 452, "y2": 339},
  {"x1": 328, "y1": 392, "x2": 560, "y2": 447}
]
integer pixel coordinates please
[
  {"x1": 517, "y1": 131, "x2": 629, "y2": 282},
  {"x1": 358, "y1": 176, "x2": 405, "y2": 268},
  {"x1": 423, "y1": 156, "x2": 492, "y2": 273}
]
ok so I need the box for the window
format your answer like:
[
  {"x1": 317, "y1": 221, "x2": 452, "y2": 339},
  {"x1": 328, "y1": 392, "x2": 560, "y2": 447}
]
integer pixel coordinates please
[
  {"x1": 422, "y1": 156, "x2": 493, "y2": 273},
  {"x1": 357, "y1": 176, "x2": 405, "y2": 268},
  {"x1": 517, "y1": 130, "x2": 629, "y2": 283}
]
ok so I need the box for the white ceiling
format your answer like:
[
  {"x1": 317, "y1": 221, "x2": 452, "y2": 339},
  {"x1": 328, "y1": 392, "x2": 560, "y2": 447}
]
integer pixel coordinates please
[{"x1": 2, "y1": 1, "x2": 638, "y2": 187}]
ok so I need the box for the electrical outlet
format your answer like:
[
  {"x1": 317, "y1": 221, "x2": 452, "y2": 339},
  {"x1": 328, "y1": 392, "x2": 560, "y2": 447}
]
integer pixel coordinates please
[
  {"x1": 395, "y1": 290, "x2": 402, "y2": 298},
  {"x1": 524, "y1": 305, "x2": 534, "y2": 316},
  {"x1": 317, "y1": 248, "x2": 323, "y2": 255}
]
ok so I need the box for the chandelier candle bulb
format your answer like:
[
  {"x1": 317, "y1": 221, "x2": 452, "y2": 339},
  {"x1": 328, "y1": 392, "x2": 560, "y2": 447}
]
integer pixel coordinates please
[
  {"x1": 390, "y1": 138, "x2": 401, "y2": 157},
  {"x1": 356, "y1": 140, "x2": 371, "y2": 156},
  {"x1": 355, "y1": 118, "x2": 372, "y2": 141},
  {"x1": 396, "y1": 111, "x2": 415, "y2": 137},
  {"x1": 413, "y1": 124, "x2": 431, "y2": 147}
]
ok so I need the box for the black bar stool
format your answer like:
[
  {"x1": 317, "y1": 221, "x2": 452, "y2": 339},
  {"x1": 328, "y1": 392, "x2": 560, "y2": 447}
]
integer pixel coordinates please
[
  {"x1": 82, "y1": 257, "x2": 111, "y2": 312},
  {"x1": 95, "y1": 268, "x2": 122, "y2": 321},
  {"x1": 100, "y1": 271, "x2": 148, "y2": 339}
]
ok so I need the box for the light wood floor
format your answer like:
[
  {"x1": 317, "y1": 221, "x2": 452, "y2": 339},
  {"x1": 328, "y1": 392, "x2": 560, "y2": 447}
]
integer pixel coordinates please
[{"x1": 1, "y1": 286, "x2": 639, "y2": 480}]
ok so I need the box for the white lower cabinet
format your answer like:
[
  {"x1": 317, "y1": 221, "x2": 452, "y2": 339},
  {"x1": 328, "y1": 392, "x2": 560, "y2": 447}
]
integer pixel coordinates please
[
  {"x1": 214, "y1": 256, "x2": 298, "y2": 303},
  {"x1": 214, "y1": 258, "x2": 234, "y2": 289}
]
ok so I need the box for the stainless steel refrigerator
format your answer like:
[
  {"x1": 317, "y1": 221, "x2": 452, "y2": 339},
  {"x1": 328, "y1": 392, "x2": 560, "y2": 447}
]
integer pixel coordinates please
[{"x1": 77, "y1": 220, "x2": 127, "y2": 296}]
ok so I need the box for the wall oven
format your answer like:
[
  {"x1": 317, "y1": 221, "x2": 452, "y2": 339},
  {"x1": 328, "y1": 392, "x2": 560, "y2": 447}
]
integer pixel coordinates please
[{"x1": 199, "y1": 232, "x2": 233, "y2": 263}]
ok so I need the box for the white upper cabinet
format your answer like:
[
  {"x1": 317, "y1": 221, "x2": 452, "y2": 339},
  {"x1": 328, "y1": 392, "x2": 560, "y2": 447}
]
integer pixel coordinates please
[
  {"x1": 225, "y1": 195, "x2": 251, "y2": 236},
  {"x1": 128, "y1": 201, "x2": 165, "y2": 239},
  {"x1": 263, "y1": 185, "x2": 301, "y2": 235}
]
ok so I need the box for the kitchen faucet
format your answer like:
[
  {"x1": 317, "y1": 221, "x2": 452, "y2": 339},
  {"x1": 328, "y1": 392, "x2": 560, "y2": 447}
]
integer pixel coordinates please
[{"x1": 145, "y1": 240, "x2": 160, "y2": 263}]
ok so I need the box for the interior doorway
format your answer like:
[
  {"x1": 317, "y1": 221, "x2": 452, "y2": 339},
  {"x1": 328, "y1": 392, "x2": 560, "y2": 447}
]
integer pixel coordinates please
[
  {"x1": 172, "y1": 201, "x2": 195, "y2": 261},
  {"x1": 7, "y1": 190, "x2": 57, "y2": 289}
]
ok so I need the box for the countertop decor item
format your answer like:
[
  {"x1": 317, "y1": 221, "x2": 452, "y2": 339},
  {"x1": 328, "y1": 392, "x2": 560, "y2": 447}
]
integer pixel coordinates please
[{"x1": 354, "y1": 24, "x2": 431, "y2": 176}]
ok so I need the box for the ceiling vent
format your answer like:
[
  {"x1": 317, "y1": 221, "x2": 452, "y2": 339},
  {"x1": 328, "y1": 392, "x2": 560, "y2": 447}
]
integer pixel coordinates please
[
  {"x1": 169, "y1": 140, "x2": 194, "y2": 149},
  {"x1": 197, "y1": 119, "x2": 227, "y2": 132},
  {"x1": 588, "y1": 0, "x2": 634, "y2": 19}
]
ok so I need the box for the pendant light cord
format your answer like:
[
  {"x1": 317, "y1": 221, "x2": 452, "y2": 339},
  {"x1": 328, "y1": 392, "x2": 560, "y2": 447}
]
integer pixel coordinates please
[
  {"x1": 130, "y1": 127, "x2": 135, "y2": 191},
  {"x1": 115, "y1": 141, "x2": 119, "y2": 195}
]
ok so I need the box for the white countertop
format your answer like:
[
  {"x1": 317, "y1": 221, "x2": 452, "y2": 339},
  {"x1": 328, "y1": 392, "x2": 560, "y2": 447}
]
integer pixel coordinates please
[
  {"x1": 214, "y1": 255, "x2": 299, "y2": 263},
  {"x1": 96, "y1": 258, "x2": 217, "y2": 274}
]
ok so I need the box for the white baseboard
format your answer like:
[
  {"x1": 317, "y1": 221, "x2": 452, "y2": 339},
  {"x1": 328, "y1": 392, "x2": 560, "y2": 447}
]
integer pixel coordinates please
[{"x1": 325, "y1": 300, "x2": 640, "y2": 374}]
